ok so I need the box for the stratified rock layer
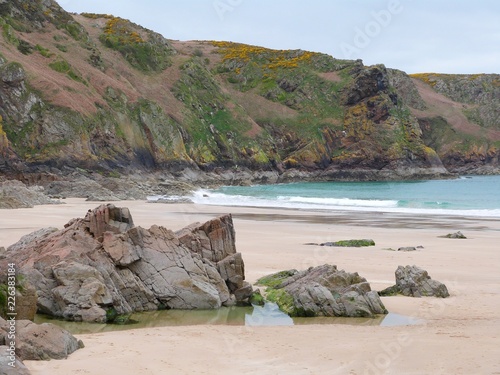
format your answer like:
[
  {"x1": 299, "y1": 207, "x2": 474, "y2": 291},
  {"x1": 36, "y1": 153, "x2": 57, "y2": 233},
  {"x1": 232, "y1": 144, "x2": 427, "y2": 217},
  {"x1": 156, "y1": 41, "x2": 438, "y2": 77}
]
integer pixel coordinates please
[{"x1": 1, "y1": 204, "x2": 252, "y2": 322}]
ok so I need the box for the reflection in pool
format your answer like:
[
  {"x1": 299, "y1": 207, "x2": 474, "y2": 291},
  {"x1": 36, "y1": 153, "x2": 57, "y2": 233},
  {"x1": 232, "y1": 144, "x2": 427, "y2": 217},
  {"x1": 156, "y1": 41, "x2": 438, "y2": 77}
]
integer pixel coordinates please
[{"x1": 34, "y1": 303, "x2": 421, "y2": 335}]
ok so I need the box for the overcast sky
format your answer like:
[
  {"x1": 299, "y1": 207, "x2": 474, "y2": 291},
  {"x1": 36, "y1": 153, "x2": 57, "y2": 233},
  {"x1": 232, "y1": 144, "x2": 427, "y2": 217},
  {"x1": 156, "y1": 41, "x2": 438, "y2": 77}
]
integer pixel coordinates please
[{"x1": 59, "y1": 0, "x2": 500, "y2": 74}]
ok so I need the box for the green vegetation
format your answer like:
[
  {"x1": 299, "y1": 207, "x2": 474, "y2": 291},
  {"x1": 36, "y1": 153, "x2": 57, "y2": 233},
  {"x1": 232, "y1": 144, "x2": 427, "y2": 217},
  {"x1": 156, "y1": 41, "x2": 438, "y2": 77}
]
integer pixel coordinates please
[
  {"x1": 411, "y1": 72, "x2": 487, "y2": 87},
  {"x1": 62, "y1": 22, "x2": 87, "y2": 41},
  {"x1": 326, "y1": 239, "x2": 376, "y2": 247},
  {"x1": 419, "y1": 116, "x2": 487, "y2": 154},
  {"x1": 249, "y1": 291, "x2": 265, "y2": 306},
  {"x1": 0, "y1": 275, "x2": 25, "y2": 319},
  {"x1": 105, "y1": 307, "x2": 132, "y2": 324},
  {"x1": 49, "y1": 59, "x2": 86, "y2": 84},
  {"x1": 81, "y1": 13, "x2": 114, "y2": 20},
  {"x1": 0, "y1": 283, "x2": 7, "y2": 318},
  {"x1": 193, "y1": 48, "x2": 203, "y2": 57},
  {"x1": 255, "y1": 270, "x2": 297, "y2": 288},
  {"x1": 0, "y1": 0, "x2": 90, "y2": 42},
  {"x1": 208, "y1": 41, "x2": 353, "y2": 167},
  {"x1": 378, "y1": 285, "x2": 400, "y2": 297},
  {"x1": 265, "y1": 288, "x2": 316, "y2": 317},
  {"x1": 36, "y1": 44, "x2": 53, "y2": 58},
  {"x1": 410, "y1": 73, "x2": 438, "y2": 87},
  {"x1": 17, "y1": 39, "x2": 33, "y2": 54},
  {"x1": 265, "y1": 288, "x2": 295, "y2": 315},
  {"x1": 0, "y1": 2, "x2": 497, "y2": 175},
  {"x1": 212, "y1": 41, "x2": 319, "y2": 71},
  {"x1": 2, "y1": 22, "x2": 18, "y2": 45},
  {"x1": 386, "y1": 105, "x2": 424, "y2": 155},
  {"x1": 212, "y1": 41, "x2": 351, "y2": 122},
  {"x1": 99, "y1": 17, "x2": 173, "y2": 72},
  {"x1": 255, "y1": 269, "x2": 318, "y2": 316},
  {"x1": 55, "y1": 43, "x2": 67, "y2": 52},
  {"x1": 105, "y1": 307, "x2": 117, "y2": 321},
  {"x1": 172, "y1": 57, "x2": 261, "y2": 163}
]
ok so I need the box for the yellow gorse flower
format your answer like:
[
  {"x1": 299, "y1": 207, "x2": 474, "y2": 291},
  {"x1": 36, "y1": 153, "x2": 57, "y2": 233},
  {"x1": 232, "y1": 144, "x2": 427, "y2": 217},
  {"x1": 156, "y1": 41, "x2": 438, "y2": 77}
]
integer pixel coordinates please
[{"x1": 211, "y1": 41, "x2": 317, "y2": 72}]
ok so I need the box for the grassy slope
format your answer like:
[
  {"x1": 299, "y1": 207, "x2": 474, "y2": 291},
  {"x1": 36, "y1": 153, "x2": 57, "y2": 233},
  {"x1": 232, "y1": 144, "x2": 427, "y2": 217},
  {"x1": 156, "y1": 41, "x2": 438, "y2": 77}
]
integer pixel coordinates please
[
  {"x1": 1, "y1": 8, "x2": 359, "y2": 170},
  {"x1": 409, "y1": 74, "x2": 500, "y2": 169},
  {"x1": 0, "y1": 2, "x2": 497, "y2": 175}
]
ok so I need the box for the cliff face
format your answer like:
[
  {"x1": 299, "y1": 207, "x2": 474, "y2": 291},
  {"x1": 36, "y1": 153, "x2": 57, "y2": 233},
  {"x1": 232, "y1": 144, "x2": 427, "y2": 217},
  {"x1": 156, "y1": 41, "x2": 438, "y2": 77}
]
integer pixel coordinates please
[
  {"x1": 392, "y1": 71, "x2": 500, "y2": 174},
  {"x1": 0, "y1": 1, "x2": 497, "y2": 181}
]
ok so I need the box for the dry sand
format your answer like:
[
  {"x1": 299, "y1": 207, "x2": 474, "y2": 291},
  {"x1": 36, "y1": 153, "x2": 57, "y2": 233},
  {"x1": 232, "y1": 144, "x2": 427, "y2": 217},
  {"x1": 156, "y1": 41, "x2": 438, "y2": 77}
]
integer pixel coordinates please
[{"x1": 1, "y1": 199, "x2": 498, "y2": 374}]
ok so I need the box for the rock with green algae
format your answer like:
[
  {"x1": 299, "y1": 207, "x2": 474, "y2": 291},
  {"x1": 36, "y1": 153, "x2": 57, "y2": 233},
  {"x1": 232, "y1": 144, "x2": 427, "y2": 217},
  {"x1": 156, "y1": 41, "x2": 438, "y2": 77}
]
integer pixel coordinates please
[
  {"x1": 248, "y1": 289, "x2": 265, "y2": 306},
  {"x1": 256, "y1": 265, "x2": 387, "y2": 318},
  {"x1": 321, "y1": 239, "x2": 376, "y2": 247},
  {"x1": 255, "y1": 269, "x2": 298, "y2": 288},
  {"x1": 379, "y1": 265, "x2": 449, "y2": 298}
]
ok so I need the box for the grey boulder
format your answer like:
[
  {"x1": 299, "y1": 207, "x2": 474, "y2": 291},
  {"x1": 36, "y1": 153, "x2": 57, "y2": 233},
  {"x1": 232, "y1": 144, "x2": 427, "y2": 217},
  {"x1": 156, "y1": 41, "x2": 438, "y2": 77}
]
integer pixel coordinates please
[{"x1": 380, "y1": 265, "x2": 450, "y2": 298}]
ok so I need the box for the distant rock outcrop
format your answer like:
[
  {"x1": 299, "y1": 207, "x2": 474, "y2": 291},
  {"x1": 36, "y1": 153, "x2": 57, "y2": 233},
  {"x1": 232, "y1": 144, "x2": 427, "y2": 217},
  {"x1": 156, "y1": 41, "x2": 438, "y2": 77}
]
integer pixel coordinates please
[
  {"x1": 1, "y1": 204, "x2": 252, "y2": 322},
  {"x1": 442, "y1": 231, "x2": 467, "y2": 239},
  {"x1": 257, "y1": 265, "x2": 387, "y2": 317},
  {"x1": 379, "y1": 265, "x2": 450, "y2": 298},
  {"x1": 0, "y1": 0, "x2": 471, "y2": 180},
  {"x1": 0, "y1": 180, "x2": 60, "y2": 209}
]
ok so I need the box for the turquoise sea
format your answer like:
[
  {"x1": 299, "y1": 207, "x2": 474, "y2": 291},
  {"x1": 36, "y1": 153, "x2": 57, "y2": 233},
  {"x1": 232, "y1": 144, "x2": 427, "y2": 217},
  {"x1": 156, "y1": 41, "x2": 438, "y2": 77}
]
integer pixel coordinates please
[{"x1": 189, "y1": 175, "x2": 500, "y2": 217}]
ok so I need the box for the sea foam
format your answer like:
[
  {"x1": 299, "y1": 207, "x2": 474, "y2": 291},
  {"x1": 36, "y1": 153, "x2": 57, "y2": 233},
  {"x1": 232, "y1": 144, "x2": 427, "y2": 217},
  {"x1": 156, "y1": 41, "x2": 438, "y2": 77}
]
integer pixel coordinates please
[{"x1": 189, "y1": 188, "x2": 500, "y2": 218}]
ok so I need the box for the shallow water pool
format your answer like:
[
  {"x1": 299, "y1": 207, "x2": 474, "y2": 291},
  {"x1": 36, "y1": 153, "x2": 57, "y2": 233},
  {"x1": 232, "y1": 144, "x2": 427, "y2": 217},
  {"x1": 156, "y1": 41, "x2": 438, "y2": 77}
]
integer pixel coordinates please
[{"x1": 34, "y1": 303, "x2": 421, "y2": 335}]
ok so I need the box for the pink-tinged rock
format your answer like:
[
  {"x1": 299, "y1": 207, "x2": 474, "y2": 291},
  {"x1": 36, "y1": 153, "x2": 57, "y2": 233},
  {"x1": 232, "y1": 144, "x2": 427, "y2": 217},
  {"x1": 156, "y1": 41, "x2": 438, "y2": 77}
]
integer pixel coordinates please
[{"x1": 1, "y1": 204, "x2": 251, "y2": 322}]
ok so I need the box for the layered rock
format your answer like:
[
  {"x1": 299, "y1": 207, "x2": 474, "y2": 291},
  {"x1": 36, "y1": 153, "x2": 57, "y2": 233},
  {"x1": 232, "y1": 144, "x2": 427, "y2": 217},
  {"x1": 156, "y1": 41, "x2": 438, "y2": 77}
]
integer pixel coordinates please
[
  {"x1": 258, "y1": 265, "x2": 387, "y2": 318},
  {"x1": 0, "y1": 204, "x2": 252, "y2": 322},
  {"x1": 379, "y1": 265, "x2": 449, "y2": 298}
]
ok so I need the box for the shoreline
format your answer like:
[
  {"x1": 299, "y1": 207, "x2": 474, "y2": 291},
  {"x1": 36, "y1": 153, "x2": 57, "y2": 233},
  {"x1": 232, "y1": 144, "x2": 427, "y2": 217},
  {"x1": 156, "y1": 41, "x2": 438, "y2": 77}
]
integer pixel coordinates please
[
  {"x1": 1, "y1": 199, "x2": 498, "y2": 374},
  {"x1": 187, "y1": 175, "x2": 500, "y2": 219}
]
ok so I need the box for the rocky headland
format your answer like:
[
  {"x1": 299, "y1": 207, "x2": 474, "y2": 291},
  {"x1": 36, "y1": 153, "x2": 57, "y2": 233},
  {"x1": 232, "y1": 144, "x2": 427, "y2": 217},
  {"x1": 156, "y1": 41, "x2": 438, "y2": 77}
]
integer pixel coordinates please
[{"x1": 0, "y1": 0, "x2": 497, "y2": 189}]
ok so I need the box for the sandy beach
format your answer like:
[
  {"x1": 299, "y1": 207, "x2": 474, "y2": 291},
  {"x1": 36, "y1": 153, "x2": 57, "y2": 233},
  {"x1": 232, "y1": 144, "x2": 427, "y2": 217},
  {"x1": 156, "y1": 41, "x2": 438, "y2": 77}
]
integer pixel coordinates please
[{"x1": 1, "y1": 199, "x2": 499, "y2": 374}]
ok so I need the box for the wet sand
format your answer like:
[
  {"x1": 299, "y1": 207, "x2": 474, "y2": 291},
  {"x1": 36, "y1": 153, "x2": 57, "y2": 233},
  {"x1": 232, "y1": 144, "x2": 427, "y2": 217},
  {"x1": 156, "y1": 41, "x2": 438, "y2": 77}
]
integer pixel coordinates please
[{"x1": 1, "y1": 199, "x2": 498, "y2": 374}]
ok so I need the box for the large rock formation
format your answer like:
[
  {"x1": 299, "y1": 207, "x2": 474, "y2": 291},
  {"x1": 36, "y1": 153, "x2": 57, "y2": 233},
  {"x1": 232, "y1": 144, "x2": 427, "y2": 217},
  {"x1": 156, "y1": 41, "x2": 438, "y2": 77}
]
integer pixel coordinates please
[
  {"x1": 257, "y1": 265, "x2": 387, "y2": 318},
  {"x1": 379, "y1": 265, "x2": 450, "y2": 298},
  {"x1": 1, "y1": 204, "x2": 252, "y2": 322}
]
